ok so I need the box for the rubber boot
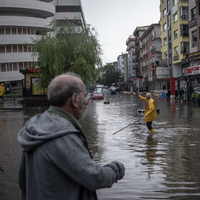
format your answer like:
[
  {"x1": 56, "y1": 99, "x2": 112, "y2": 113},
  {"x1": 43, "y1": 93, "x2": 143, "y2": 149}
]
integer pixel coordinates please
[{"x1": 150, "y1": 128, "x2": 156, "y2": 134}]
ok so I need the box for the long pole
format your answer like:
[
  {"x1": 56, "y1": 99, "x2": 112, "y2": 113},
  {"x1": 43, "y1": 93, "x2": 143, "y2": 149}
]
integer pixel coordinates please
[{"x1": 113, "y1": 118, "x2": 143, "y2": 135}]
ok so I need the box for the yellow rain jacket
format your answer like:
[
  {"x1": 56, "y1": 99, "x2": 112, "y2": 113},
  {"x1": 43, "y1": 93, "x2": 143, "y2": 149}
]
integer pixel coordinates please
[
  {"x1": 139, "y1": 95, "x2": 157, "y2": 122},
  {"x1": 0, "y1": 83, "x2": 5, "y2": 96}
]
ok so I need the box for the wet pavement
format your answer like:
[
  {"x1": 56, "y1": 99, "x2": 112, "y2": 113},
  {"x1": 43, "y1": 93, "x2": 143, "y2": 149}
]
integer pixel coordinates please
[{"x1": 0, "y1": 93, "x2": 200, "y2": 200}]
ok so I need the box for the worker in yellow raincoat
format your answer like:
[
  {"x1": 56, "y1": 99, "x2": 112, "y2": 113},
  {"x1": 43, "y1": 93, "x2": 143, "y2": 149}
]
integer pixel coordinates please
[
  {"x1": 138, "y1": 93, "x2": 157, "y2": 134},
  {"x1": 0, "y1": 83, "x2": 5, "y2": 100}
]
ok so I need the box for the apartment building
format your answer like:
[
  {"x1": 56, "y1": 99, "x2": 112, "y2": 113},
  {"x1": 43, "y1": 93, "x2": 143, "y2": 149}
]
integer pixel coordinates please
[
  {"x1": 117, "y1": 53, "x2": 128, "y2": 89},
  {"x1": 186, "y1": 0, "x2": 200, "y2": 89},
  {"x1": 126, "y1": 35, "x2": 136, "y2": 82},
  {"x1": 160, "y1": 0, "x2": 189, "y2": 93},
  {"x1": 133, "y1": 26, "x2": 149, "y2": 87},
  {"x1": 141, "y1": 24, "x2": 168, "y2": 91},
  {"x1": 53, "y1": 0, "x2": 86, "y2": 26},
  {"x1": 0, "y1": 0, "x2": 55, "y2": 92}
]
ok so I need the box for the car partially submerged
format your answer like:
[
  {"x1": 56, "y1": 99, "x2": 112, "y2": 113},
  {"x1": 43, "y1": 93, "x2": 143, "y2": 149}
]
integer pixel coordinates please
[{"x1": 93, "y1": 91, "x2": 104, "y2": 99}]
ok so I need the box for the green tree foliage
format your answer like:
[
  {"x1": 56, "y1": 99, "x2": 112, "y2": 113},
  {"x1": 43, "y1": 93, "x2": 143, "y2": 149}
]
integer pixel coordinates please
[
  {"x1": 31, "y1": 19, "x2": 102, "y2": 89},
  {"x1": 97, "y1": 63, "x2": 122, "y2": 86}
]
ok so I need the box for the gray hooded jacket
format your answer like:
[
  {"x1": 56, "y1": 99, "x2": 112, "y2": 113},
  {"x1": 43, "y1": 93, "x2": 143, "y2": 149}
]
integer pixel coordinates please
[{"x1": 17, "y1": 106, "x2": 125, "y2": 200}]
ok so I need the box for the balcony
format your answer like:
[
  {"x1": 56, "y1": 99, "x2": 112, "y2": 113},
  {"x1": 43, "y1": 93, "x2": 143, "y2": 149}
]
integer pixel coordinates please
[
  {"x1": 188, "y1": 18, "x2": 197, "y2": 28},
  {"x1": 180, "y1": 15, "x2": 188, "y2": 20},
  {"x1": 151, "y1": 48, "x2": 155, "y2": 54},
  {"x1": 181, "y1": 49, "x2": 189, "y2": 54}
]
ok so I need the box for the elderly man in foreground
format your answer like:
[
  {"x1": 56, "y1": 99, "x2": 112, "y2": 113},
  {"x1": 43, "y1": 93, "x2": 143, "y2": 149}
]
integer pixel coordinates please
[
  {"x1": 138, "y1": 93, "x2": 157, "y2": 134},
  {"x1": 17, "y1": 73, "x2": 125, "y2": 200}
]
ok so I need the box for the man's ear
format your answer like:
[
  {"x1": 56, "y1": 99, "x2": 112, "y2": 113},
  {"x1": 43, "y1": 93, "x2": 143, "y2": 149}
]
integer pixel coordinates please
[{"x1": 71, "y1": 93, "x2": 79, "y2": 107}]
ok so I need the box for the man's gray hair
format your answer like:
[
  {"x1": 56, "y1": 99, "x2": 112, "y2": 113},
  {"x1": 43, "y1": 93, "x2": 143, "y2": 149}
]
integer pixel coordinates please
[
  {"x1": 48, "y1": 72, "x2": 82, "y2": 107},
  {"x1": 146, "y1": 93, "x2": 151, "y2": 98}
]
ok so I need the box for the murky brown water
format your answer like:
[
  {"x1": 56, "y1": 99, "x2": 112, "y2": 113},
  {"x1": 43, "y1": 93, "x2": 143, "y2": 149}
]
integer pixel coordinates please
[{"x1": 1, "y1": 93, "x2": 200, "y2": 200}]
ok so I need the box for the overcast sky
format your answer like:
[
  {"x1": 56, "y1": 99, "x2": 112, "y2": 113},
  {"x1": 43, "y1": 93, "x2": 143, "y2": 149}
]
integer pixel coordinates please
[{"x1": 81, "y1": 0, "x2": 160, "y2": 65}]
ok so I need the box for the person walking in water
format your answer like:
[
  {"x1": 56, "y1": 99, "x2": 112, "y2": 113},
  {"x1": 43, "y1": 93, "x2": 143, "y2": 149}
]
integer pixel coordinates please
[
  {"x1": 138, "y1": 93, "x2": 157, "y2": 134},
  {"x1": 17, "y1": 73, "x2": 125, "y2": 200}
]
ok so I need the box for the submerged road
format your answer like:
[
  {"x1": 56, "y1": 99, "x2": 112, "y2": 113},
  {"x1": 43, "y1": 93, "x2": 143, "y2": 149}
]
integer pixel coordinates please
[{"x1": 0, "y1": 93, "x2": 200, "y2": 199}]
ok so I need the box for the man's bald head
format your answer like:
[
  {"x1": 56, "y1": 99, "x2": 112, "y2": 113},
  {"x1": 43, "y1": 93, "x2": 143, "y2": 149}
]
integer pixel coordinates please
[{"x1": 48, "y1": 73, "x2": 83, "y2": 107}]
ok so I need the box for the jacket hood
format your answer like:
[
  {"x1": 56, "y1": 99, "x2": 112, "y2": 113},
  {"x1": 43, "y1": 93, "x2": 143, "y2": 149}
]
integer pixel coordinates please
[{"x1": 17, "y1": 110, "x2": 79, "y2": 152}]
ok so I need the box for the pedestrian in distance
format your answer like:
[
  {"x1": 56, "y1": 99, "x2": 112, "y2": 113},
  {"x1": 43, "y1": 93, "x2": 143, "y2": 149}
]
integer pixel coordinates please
[
  {"x1": 138, "y1": 93, "x2": 157, "y2": 134},
  {"x1": 179, "y1": 87, "x2": 184, "y2": 101},
  {"x1": 17, "y1": 73, "x2": 125, "y2": 200},
  {"x1": 0, "y1": 83, "x2": 5, "y2": 103}
]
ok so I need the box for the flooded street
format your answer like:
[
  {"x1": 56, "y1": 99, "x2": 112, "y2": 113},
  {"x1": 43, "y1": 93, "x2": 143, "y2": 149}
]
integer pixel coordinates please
[{"x1": 1, "y1": 93, "x2": 200, "y2": 199}]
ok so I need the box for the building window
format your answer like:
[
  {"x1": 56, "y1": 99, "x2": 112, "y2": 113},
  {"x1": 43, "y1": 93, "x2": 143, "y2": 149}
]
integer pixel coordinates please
[
  {"x1": 0, "y1": 63, "x2": 6, "y2": 72},
  {"x1": 173, "y1": 0, "x2": 177, "y2": 6},
  {"x1": 13, "y1": 63, "x2": 18, "y2": 71},
  {"x1": 12, "y1": 28, "x2": 16, "y2": 34},
  {"x1": 11, "y1": 82, "x2": 17, "y2": 87},
  {"x1": 191, "y1": 7, "x2": 196, "y2": 20},
  {"x1": 0, "y1": 29, "x2": 4, "y2": 35},
  {"x1": 174, "y1": 46, "x2": 178, "y2": 55},
  {"x1": 0, "y1": 46, "x2": 5, "y2": 53},
  {"x1": 180, "y1": 24, "x2": 189, "y2": 36},
  {"x1": 163, "y1": 37, "x2": 167, "y2": 45},
  {"x1": 163, "y1": 23, "x2": 167, "y2": 31},
  {"x1": 174, "y1": 13, "x2": 178, "y2": 22},
  {"x1": 7, "y1": 63, "x2": 12, "y2": 71},
  {"x1": 174, "y1": 30, "x2": 178, "y2": 39},
  {"x1": 164, "y1": 52, "x2": 168, "y2": 59},
  {"x1": 192, "y1": 30, "x2": 197, "y2": 47},
  {"x1": 163, "y1": 9, "x2": 166, "y2": 17},
  {"x1": 180, "y1": 7, "x2": 188, "y2": 20},
  {"x1": 181, "y1": 42, "x2": 189, "y2": 54}
]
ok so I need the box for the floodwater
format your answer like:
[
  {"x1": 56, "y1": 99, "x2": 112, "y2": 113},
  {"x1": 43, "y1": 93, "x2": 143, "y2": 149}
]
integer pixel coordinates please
[{"x1": 1, "y1": 93, "x2": 200, "y2": 200}]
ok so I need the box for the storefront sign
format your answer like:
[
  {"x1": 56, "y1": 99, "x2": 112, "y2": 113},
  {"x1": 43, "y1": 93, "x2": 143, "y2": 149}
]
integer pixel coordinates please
[
  {"x1": 188, "y1": 65, "x2": 200, "y2": 75},
  {"x1": 188, "y1": 51, "x2": 200, "y2": 61}
]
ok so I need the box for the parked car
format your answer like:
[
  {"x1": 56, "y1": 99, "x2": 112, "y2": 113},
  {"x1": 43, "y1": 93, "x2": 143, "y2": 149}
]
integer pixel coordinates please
[{"x1": 93, "y1": 91, "x2": 104, "y2": 99}]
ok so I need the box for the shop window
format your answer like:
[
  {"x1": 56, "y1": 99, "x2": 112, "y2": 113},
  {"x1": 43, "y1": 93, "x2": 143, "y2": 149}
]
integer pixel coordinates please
[{"x1": 11, "y1": 82, "x2": 17, "y2": 87}]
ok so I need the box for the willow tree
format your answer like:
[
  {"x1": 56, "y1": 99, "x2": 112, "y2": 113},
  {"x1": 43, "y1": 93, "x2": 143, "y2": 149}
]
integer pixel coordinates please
[{"x1": 31, "y1": 19, "x2": 102, "y2": 89}]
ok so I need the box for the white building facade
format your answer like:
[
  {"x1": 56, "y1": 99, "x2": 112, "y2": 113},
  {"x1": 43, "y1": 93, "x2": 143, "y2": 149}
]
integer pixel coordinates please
[
  {"x1": 0, "y1": 0, "x2": 85, "y2": 93},
  {"x1": 0, "y1": 0, "x2": 54, "y2": 92}
]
